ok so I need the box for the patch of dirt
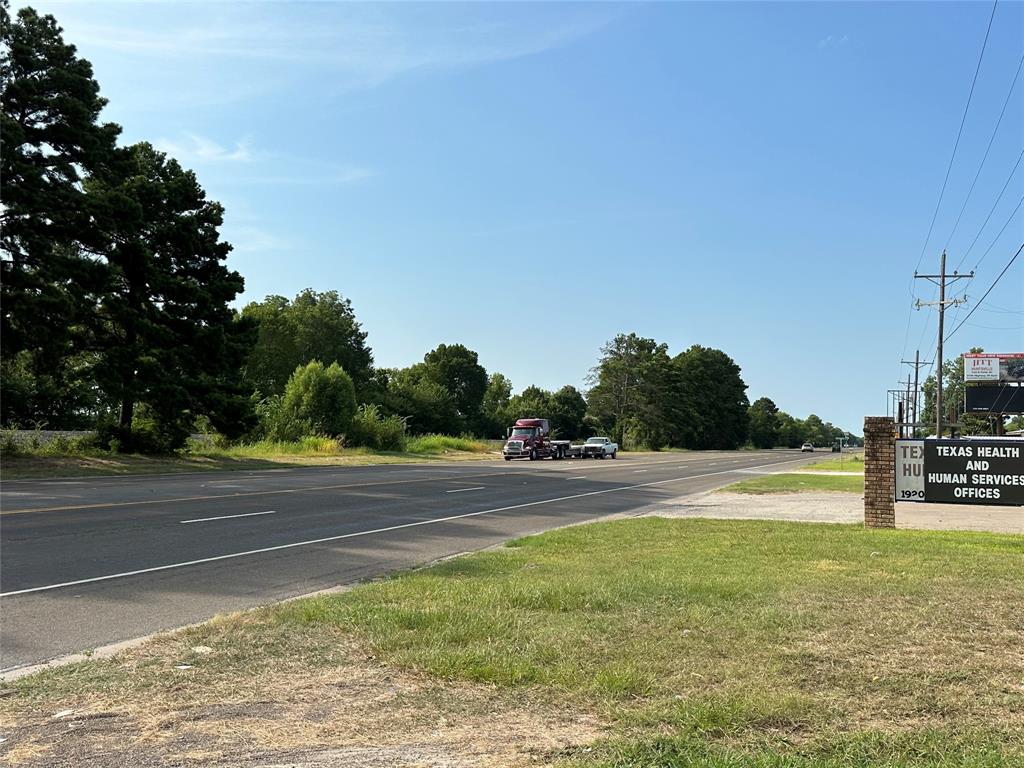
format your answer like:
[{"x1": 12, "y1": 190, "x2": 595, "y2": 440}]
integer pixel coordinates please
[
  {"x1": 644, "y1": 491, "x2": 863, "y2": 524},
  {"x1": 0, "y1": 652, "x2": 603, "y2": 767}
]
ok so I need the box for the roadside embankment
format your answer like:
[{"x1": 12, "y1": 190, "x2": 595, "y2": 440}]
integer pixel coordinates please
[
  {"x1": 2, "y1": 515, "x2": 1020, "y2": 767},
  {"x1": 0, "y1": 435, "x2": 505, "y2": 480}
]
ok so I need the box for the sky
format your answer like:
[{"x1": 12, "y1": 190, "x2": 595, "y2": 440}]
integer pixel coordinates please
[{"x1": 24, "y1": 1, "x2": 1024, "y2": 434}]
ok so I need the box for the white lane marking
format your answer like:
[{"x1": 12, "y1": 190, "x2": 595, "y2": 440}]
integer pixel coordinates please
[
  {"x1": 633, "y1": 469, "x2": 648, "y2": 473},
  {"x1": 181, "y1": 510, "x2": 277, "y2": 524},
  {"x1": 0, "y1": 456, "x2": 812, "y2": 598},
  {"x1": 445, "y1": 487, "x2": 486, "y2": 494},
  {"x1": 708, "y1": 463, "x2": 716, "y2": 466},
  {"x1": 567, "y1": 476, "x2": 587, "y2": 480}
]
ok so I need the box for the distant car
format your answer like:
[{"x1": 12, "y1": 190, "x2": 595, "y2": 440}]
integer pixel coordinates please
[{"x1": 801, "y1": 442, "x2": 814, "y2": 452}]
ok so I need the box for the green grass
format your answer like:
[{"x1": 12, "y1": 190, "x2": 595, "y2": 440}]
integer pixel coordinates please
[
  {"x1": 723, "y1": 473, "x2": 864, "y2": 494},
  {"x1": 404, "y1": 434, "x2": 493, "y2": 454},
  {"x1": 0, "y1": 434, "x2": 501, "y2": 479},
  {"x1": 7, "y1": 519, "x2": 1022, "y2": 766},
  {"x1": 799, "y1": 454, "x2": 865, "y2": 473}
]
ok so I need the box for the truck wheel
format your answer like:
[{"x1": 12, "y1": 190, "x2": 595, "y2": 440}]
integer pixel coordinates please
[
  {"x1": 504, "y1": 456, "x2": 512, "y2": 461},
  {"x1": 529, "y1": 449, "x2": 537, "y2": 461},
  {"x1": 600, "y1": 453, "x2": 607, "y2": 459},
  {"x1": 611, "y1": 451, "x2": 617, "y2": 459}
]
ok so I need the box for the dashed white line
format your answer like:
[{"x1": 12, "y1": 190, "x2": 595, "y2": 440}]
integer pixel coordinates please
[
  {"x1": 181, "y1": 510, "x2": 276, "y2": 524},
  {"x1": 1, "y1": 456, "x2": 813, "y2": 598},
  {"x1": 445, "y1": 487, "x2": 486, "y2": 494},
  {"x1": 633, "y1": 469, "x2": 648, "y2": 473},
  {"x1": 567, "y1": 476, "x2": 587, "y2": 480}
]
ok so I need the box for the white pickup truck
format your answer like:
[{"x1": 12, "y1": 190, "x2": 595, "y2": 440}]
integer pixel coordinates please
[{"x1": 580, "y1": 436, "x2": 618, "y2": 459}]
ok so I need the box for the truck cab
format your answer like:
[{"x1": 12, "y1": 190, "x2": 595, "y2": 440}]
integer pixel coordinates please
[{"x1": 503, "y1": 418, "x2": 551, "y2": 460}]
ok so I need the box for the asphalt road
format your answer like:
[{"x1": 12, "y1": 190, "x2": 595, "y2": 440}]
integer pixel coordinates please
[{"x1": 0, "y1": 450, "x2": 817, "y2": 671}]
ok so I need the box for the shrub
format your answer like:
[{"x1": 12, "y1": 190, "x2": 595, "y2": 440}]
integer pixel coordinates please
[
  {"x1": 95, "y1": 412, "x2": 189, "y2": 454},
  {"x1": 254, "y1": 394, "x2": 311, "y2": 442},
  {"x1": 39, "y1": 433, "x2": 95, "y2": 455},
  {"x1": 0, "y1": 427, "x2": 20, "y2": 456},
  {"x1": 347, "y1": 404, "x2": 407, "y2": 451},
  {"x1": 405, "y1": 434, "x2": 490, "y2": 454},
  {"x1": 280, "y1": 361, "x2": 356, "y2": 438}
]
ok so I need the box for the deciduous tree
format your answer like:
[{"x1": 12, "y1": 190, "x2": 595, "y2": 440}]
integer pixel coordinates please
[
  {"x1": 748, "y1": 397, "x2": 780, "y2": 449},
  {"x1": 242, "y1": 289, "x2": 373, "y2": 397}
]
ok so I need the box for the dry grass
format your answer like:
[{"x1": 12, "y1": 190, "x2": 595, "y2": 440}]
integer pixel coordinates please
[
  {"x1": 0, "y1": 615, "x2": 601, "y2": 767},
  {"x1": 1, "y1": 444, "x2": 502, "y2": 480},
  {"x1": 3, "y1": 519, "x2": 1022, "y2": 767}
]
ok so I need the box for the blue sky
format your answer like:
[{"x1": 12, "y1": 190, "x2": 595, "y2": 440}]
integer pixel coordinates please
[{"x1": 28, "y1": 1, "x2": 1024, "y2": 433}]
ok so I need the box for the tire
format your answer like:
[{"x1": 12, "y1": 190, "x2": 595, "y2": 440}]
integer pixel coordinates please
[
  {"x1": 529, "y1": 449, "x2": 537, "y2": 461},
  {"x1": 504, "y1": 456, "x2": 511, "y2": 461},
  {"x1": 600, "y1": 453, "x2": 607, "y2": 459},
  {"x1": 611, "y1": 451, "x2": 617, "y2": 459}
]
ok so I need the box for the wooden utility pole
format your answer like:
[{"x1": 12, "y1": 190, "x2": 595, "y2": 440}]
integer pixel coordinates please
[
  {"x1": 901, "y1": 349, "x2": 932, "y2": 438},
  {"x1": 914, "y1": 252, "x2": 971, "y2": 437}
]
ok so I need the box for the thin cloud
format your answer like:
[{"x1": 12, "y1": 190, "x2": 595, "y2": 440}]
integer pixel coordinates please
[
  {"x1": 37, "y1": 4, "x2": 616, "y2": 90},
  {"x1": 225, "y1": 225, "x2": 293, "y2": 255},
  {"x1": 152, "y1": 132, "x2": 373, "y2": 187},
  {"x1": 233, "y1": 167, "x2": 376, "y2": 186},
  {"x1": 155, "y1": 132, "x2": 253, "y2": 164},
  {"x1": 817, "y1": 34, "x2": 850, "y2": 50}
]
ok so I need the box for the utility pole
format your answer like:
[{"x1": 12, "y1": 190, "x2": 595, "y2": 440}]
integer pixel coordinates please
[
  {"x1": 914, "y1": 251, "x2": 971, "y2": 438},
  {"x1": 905, "y1": 374, "x2": 912, "y2": 438},
  {"x1": 901, "y1": 350, "x2": 932, "y2": 438}
]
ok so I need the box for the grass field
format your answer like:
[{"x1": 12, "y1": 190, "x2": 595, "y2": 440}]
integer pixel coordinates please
[
  {"x1": 799, "y1": 454, "x2": 865, "y2": 473},
  {"x1": 0, "y1": 435, "x2": 502, "y2": 480},
  {"x1": 722, "y1": 472, "x2": 864, "y2": 494},
  {"x1": 4, "y1": 518, "x2": 1021, "y2": 766}
]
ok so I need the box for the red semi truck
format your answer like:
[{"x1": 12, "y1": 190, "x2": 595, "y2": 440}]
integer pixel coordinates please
[{"x1": 502, "y1": 418, "x2": 574, "y2": 460}]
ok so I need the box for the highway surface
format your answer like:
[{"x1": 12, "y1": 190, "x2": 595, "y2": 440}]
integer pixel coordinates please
[{"x1": 0, "y1": 450, "x2": 817, "y2": 671}]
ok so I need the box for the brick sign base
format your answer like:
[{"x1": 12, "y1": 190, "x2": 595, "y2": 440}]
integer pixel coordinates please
[{"x1": 863, "y1": 416, "x2": 896, "y2": 528}]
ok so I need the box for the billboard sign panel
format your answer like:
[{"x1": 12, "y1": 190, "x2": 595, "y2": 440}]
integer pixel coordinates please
[
  {"x1": 965, "y1": 386, "x2": 1024, "y2": 413},
  {"x1": 964, "y1": 353, "x2": 1024, "y2": 383}
]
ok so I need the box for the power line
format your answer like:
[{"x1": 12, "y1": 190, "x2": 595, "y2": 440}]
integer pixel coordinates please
[
  {"x1": 944, "y1": 51, "x2": 1024, "y2": 253},
  {"x1": 972, "y1": 193, "x2": 1024, "y2": 271},
  {"x1": 915, "y1": 253, "x2": 972, "y2": 436},
  {"x1": 965, "y1": 321, "x2": 1024, "y2": 330},
  {"x1": 945, "y1": 241, "x2": 1024, "y2": 342},
  {"x1": 912, "y1": 0, "x2": 1000, "y2": 276},
  {"x1": 945, "y1": 190, "x2": 1024, "y2": 336},
  {"x1": 900, "y1": 0, "x2": 1000, "y2": 385},
  {"x1": 955, "y1": 147, "x2": 1024, "y2": 270}
]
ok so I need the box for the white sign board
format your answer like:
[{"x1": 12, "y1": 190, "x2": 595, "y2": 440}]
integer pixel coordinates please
[
  {"x1": 964, "y1": 354, "x2": 1000, "y2": 382},
  {"x1": 964, "y1": 353, "x2": 1024, "y2": 382},
  {"x1": 895, "y1": 439, "x2": 925, "y2": 502}
]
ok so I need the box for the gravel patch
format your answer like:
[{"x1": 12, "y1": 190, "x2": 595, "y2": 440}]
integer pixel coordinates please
[{"x1": 643, "y1": 491, "x2": 863, "y2": 524}]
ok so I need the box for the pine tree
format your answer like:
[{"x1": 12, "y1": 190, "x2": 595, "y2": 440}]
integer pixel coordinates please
[
  {"x1": 89, "y1": 143, "x2": 253, "y2": 445},
  {"x1": 1, "y1": 3, "x2": 121, "y2": 422}
]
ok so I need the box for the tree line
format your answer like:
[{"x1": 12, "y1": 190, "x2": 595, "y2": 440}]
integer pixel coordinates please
[{"x1": 0, "y1": 5, "x2": 858, "y2": 453}]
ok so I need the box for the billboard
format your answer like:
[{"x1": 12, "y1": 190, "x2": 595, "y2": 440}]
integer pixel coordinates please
[
  {"x1": 964, "y1": 385, "x2": 1024, "y2": 413},
  {"x1": 964, "y1": 353, "x2": 1024, "y2": 383}
]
